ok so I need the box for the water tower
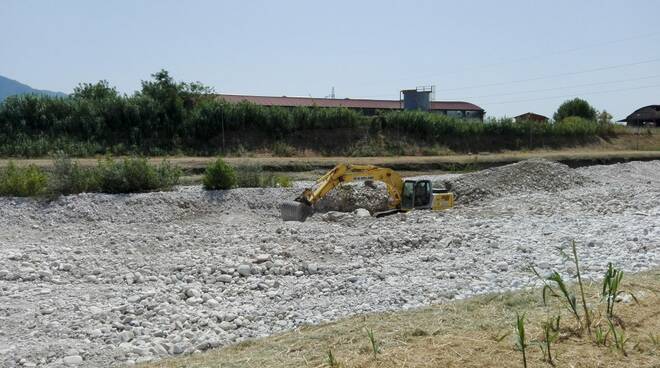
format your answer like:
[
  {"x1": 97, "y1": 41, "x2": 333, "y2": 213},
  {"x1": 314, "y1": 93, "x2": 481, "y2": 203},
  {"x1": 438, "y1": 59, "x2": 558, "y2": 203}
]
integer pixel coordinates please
[{"x1": 400, "y1": 86, "x2": 434, "y2": 111}]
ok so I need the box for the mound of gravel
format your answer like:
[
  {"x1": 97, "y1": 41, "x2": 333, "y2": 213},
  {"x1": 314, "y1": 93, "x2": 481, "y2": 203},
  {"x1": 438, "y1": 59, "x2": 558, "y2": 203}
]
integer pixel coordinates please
[
  {"x1": 444, "y1": 159, "x2": 591, "y2": 204},
  {"x1": 313, "y1": 181, "x2": 389, "y2": 214}
]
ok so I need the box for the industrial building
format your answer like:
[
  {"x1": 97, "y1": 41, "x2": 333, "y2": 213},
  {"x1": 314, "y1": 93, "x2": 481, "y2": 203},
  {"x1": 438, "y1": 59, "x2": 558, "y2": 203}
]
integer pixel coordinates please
[
  {"x1": 618, "y1": 105, "x2": 660, "y2": 127},
  {"x1": 217, "y1": 87, "x2": 485, "y2": 120}
]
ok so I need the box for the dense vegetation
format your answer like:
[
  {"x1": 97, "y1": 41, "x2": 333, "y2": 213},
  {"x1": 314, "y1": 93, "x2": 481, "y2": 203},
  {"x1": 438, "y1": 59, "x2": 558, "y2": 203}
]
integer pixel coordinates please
[
  {"x1": 0, "y1": 156, "x2": 182, "y2": 197},
  {"x1": 0, "y1": 156, "x2": 292, "y2": 197},
  {"x1": 0, "y1": 71, "x2": 618, "y2": 157}
]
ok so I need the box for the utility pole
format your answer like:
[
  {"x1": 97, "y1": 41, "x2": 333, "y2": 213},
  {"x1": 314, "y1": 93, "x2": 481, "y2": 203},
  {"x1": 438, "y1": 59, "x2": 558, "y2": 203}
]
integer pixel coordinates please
[{"x1": 221, "y1": 107, "x2": 226, "y2": 154}]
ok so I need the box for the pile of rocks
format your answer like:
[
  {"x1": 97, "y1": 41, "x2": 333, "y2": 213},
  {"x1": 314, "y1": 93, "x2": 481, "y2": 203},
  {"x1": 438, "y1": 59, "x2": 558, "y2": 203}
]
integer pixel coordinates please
[
  {"x1": 444, "y1": 159, "x2": 591, "y2": 204},
  {"x1": 313, "y1": 181, "x2": 389, "y2": 214}
]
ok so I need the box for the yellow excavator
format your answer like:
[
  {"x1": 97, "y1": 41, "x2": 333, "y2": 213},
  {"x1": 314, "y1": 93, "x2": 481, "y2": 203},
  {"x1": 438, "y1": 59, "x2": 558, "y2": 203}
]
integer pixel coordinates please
[{"x1": 280, "y1": 164, "x2": 454, "y2": 221}]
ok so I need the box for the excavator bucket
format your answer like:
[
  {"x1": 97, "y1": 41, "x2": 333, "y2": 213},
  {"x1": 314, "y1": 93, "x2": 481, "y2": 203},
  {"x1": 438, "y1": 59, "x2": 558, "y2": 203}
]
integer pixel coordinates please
[{"x1": 280, "y1": 201, "x2": 313, "y2": 221}]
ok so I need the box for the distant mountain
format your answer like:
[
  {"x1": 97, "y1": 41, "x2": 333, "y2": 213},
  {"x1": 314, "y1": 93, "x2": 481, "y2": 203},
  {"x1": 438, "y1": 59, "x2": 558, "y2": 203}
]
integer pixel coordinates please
[{"x1": 0, "y1": 75, "x2": 68, "y2": 101}]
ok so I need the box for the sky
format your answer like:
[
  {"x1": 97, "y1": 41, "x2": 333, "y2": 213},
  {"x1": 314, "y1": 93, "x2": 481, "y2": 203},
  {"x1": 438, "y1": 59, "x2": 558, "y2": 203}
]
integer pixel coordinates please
[{"x1": 1, "y1": 0, "x2": 659, "y2": 119}]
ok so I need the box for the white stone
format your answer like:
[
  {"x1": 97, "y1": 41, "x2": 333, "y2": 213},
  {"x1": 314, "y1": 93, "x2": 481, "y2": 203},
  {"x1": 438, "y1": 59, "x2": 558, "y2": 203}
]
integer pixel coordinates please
[
  {"x1": 62, "y1": 355, "x2": 83, "y2": 366},
  {"x1": 237, "y1": 264, "x2": 252, "y2": 277},
  {"x1": 217, "y1": 274, "x2": 233, "y2": 283}
]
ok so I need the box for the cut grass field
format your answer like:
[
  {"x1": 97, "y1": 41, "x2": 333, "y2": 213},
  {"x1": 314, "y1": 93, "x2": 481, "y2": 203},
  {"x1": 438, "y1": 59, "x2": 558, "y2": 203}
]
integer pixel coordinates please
[{"x1": 141, "y1": 270, "x2": 659, "y2": 368}]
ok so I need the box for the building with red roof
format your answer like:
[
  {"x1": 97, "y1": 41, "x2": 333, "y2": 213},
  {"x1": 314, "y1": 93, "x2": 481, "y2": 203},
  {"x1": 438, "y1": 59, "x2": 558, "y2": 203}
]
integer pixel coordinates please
[{"x1": 217, "y1": 93, "x2": 485, "y2": 120}]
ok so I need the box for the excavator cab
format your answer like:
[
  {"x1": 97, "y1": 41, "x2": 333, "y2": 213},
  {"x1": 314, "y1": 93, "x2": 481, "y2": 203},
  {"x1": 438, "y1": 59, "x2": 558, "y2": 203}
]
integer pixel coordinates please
[{"x1": 401, "y1": 180, "x2": 433, "y2": 210}]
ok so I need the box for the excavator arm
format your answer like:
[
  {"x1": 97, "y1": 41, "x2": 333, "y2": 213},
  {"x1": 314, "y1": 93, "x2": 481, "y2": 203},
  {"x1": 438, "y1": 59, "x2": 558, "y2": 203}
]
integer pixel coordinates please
[{"x1": 281, "y1": 164, "x2": 404, "y2": 221}]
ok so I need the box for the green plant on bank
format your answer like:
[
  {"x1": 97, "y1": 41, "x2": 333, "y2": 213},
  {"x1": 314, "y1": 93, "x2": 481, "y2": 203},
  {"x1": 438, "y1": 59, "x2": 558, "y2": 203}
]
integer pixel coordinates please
[
  {"x1": 607, "y1": 319, "x2": 629, "y2": 356},
  {"x1": 272, "y1": 141, "x2": 297, "y2": 157},
  {"x1": 203, "y1": 158, "x2": 237, "y2": 190},
  {"x1": 273, "y1": 175, "x2": 292, "y2": 188},
  {"x1": 235, "y1": 165, "x2": 292, "y2": 188},
  {"x1": 95, "y1": 157, "x2": 181, "y2": 194},
  {"x1": 542, "y1": 271, "x2": 582, "y2": 330},
  {"x1": 365, "y1": 327, "x2": 380, "y2": 360},
  {"x1": 515, "y1": 313, "x2": 528, "y2": 368},
  {"x1": 491, "y1": 330, "x2": 511, "y2": 342},
  {"x1": 538, "y1": 316, "x2": 560, "y2": 366},
  {"x1": 0, "y1": 156, "x2": 182, "y2": 197},
  {"x1": 571, "y1": 241, "x2": 592, "y2": 334},
  {"x1": 602, "y1": 262, "x2": 638, "y2": 319},
  {"x1": 0, "y1": 162, "x2": 48, "y2": 197},
  {"x1": 595, "y1": 325, "x2": 608, "y2": 346},
  {"x1": 326, "y1": 349, "x2": 339, "y2": 368},
  {"x1": 648, "y1": 333, "x2": 659, "y2": 349},
  {"x1": 48, "y1": 153, "x2": 98, "y2": 196}
]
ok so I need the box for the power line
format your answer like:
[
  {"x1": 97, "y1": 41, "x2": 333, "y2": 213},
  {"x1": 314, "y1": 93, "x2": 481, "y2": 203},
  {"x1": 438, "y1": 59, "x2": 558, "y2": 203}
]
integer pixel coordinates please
[
  {"x1": 440, "y1": 58, "x2": 660, "y2": 91},
  {"x1": 352, "y1": 31, "x2": 660, "y2": 88},
  {"x1": 484, "y1": 83, "x2": 660, "y2": 105},
  {"x1": 455, "y1": 74, "x2": 660, "y2": 100},
  {"x1": 445, "y1": 31, "x2": 660, "y2": 74},
  {"x1": 354, "y1": 58, "x2": 660, "y2": 99}
]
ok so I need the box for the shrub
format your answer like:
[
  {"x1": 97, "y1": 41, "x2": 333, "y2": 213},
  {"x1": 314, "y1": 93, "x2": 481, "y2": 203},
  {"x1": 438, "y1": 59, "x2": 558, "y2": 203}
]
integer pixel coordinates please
[
  {"x1": 235, "y1": 165, "x2": 293, "y2": 188},
  {"x1": 48, "y1": 154, "x2": 99, "y2": 196},
  {"x1": 0, "y1": 162, "x2": 48, "y2": 197},
  {"x1": 203, "y1": 158, "x2": 236, "y2": 190},
  {"x1": 273, "y1": 175, "x2": 292, "y2": 188},
  {"x1": 272, "y1": 141, "x2": 296, "y2": 157},
  {"x1": 95, "y1": 157, "x2": 181, "y2": 193},
  {"x1": 236, "y1": 165, "x2": 264, "y2": 188}
]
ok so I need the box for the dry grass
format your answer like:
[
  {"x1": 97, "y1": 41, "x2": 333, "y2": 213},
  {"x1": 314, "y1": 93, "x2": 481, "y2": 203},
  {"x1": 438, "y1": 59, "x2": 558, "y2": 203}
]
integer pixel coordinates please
[
  {"x1": 142, "y1": 270, "x2": 659, "y2": 368},
  {"x1": 2, "y1": 150, "x2": 660, "y2": 170}
]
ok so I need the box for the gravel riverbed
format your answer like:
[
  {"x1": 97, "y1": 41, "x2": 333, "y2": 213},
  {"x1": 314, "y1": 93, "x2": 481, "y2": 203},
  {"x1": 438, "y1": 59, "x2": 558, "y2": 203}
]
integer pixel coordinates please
[{"x1": 0, "y1": 160, "x2": 658, "y2": 367}]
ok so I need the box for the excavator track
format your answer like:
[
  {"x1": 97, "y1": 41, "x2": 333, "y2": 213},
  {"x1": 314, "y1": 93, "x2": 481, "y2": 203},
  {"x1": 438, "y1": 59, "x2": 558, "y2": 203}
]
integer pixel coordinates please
[{"x1": 280, "y1": 201, "x2": 313, "y2": 221}]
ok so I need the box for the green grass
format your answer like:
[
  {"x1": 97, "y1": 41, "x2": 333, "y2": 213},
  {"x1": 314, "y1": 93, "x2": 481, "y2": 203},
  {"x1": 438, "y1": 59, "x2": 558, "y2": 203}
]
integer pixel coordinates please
[
  {"x1": 515, "y1": 313, "x2": 528, "y2": 368},
  {"x1": 602, "y1": 262, "x2": 638, "y2": 319},
  {"x1": 365, "y1": 328, "x2": 380, "y2": 360}
]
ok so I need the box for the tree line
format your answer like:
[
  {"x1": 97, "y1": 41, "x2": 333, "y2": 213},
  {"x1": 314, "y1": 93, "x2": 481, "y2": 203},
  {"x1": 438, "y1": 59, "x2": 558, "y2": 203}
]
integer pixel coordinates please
[{"x1": 0, "y1": 70, "x2": 617, "y2": 157}]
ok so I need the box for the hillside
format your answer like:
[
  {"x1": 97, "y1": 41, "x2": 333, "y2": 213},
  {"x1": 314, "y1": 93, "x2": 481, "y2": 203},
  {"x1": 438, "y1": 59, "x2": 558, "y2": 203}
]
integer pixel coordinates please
[{"x1": 0, "y1": 74, "x2": 67, "y2": 101}]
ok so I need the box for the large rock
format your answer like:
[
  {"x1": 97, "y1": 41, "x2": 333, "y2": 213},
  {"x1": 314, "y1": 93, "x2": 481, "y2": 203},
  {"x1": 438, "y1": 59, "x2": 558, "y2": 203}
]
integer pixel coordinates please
[{"x1": 237, "y1": 264, "x2": 252, "y2": 277}]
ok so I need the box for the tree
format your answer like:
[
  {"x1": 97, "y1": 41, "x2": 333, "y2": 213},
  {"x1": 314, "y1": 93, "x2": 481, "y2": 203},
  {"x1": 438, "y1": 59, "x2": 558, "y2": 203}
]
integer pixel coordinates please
[
  {"x1": 597, "y1": 110, "x2": 613, "y2": 125},
  {"x1": 72, "y1": 80, "x2": 119, "y2": 100},
  {"x1": 553, "y1": 98, "x2": 597, "y2": 122}
]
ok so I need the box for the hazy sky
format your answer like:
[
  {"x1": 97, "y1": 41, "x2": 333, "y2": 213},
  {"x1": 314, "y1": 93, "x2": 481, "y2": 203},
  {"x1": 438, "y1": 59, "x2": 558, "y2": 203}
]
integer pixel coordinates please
[{"x1": 2, "y1": 0, "x2": 659, "y2": 119}]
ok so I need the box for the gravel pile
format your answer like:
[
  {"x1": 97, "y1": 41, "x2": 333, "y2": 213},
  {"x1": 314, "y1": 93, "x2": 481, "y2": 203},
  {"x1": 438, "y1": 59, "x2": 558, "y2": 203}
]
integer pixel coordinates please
[
  {"x1": 313, "y1": 181, "x2": 389, "y2": 214},
  {"x1": 444, "y1": 159, "x2": 591, "y2": 204},
  {"x1": 0, "y1": 160, "x2": 658, "y2": 367}
]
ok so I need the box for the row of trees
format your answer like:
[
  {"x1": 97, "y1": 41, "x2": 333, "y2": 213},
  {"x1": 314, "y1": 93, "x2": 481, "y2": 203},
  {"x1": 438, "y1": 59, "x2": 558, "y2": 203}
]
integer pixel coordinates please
[{"x1": 0, "y1": 71, "x2": 618, "y2": 157}]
